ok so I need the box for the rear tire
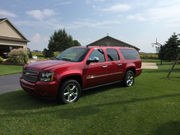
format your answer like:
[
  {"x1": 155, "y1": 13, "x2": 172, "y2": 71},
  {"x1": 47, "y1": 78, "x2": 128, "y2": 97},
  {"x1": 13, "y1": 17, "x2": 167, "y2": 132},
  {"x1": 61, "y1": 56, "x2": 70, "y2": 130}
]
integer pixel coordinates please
[
  {"x1": 57, "y1": 79, "x2": 81, "y2": 104},
  {"x1": 123, "y1": 70, "x2": 134, "y2": 87}
]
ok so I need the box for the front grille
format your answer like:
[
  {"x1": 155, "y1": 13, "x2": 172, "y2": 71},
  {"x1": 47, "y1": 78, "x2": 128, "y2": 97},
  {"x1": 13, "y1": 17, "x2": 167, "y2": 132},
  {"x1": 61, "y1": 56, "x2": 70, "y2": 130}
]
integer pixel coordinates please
[{"x1": 23, "y1": 70, "x2": 39, "y2": 82}]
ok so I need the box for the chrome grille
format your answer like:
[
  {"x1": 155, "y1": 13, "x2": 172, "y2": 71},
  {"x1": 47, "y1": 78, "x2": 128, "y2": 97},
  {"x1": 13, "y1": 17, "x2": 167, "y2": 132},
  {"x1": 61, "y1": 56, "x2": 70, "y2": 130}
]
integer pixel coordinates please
[{"x1": 23, "y1": 70, "x2": 39, "y2": 82}]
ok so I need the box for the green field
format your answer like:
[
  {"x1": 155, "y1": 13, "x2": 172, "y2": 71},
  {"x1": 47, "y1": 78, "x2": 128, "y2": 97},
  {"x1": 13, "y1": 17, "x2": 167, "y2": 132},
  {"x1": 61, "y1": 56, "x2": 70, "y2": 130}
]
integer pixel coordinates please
[
  {"x1": 0, "y1": 61, "x2": 180, "y2": 135},
  {"x1": 0, "y1": 64, "x2": 22, "y2": 76}
]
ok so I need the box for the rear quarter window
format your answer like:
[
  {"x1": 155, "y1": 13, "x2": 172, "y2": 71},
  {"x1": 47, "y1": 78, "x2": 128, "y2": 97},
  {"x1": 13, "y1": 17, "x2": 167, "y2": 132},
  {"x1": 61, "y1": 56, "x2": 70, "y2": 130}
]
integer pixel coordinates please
[
  {"x1": 120, "y1": 49, "x2": 140, "y2": 60},
  {"x1": 106, "y1": 48, "x2": 120, "y2": 61}
]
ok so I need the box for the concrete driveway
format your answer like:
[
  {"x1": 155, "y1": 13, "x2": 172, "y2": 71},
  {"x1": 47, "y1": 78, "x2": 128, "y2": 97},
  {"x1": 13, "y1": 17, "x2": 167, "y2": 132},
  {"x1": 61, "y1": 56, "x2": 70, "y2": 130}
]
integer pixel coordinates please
[
  {"x1": 0, "y1": 73, "x2": 21, "y2": 95},
  {"x1": 142, "y1": 62, "x2": 158, "y2": 69}
]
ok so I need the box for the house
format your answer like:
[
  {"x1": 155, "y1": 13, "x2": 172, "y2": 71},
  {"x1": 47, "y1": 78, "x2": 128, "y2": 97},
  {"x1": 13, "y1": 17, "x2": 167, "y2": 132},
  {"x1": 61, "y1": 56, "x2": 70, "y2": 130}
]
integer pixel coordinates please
[
  {"x1": 0, "y1": 18, "x2": 29, "y2": 53},
  {"x1": 87, "y1": 35, "x2": 140, "y2": 51}
]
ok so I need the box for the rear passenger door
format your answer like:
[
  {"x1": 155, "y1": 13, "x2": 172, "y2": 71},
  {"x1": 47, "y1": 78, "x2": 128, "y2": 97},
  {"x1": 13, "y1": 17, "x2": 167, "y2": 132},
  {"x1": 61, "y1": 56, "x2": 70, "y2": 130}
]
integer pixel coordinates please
[{"x1": 105, "y1": 48, "x2": 124, "y2": 82}]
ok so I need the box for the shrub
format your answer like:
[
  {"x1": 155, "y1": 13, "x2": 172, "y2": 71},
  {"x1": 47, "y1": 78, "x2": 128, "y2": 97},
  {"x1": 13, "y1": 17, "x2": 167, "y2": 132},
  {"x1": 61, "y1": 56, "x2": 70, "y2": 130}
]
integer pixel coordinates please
[
  {"x1": 43, "y1": 48, "x2": 54, "y2": 57},
  {"x1": 54, "y1": 52, "x2": 60, "y2": 57},
  {"x1": 7, "y1": 48, "x2": 29, "y2": 65},
  {"x1": 27, "y1": 48, "x2": 32, "y2": 58},
  {"x1": 0, "y1": 56, "x2": 4, "y2": 63}
]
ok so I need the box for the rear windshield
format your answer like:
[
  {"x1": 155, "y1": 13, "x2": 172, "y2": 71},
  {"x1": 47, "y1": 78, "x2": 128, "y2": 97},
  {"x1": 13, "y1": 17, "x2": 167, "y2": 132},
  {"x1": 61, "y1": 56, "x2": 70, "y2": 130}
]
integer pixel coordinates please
[
  {"x1": 56, "y1": 48, "x2": 89, "y2": 62},
  {"x1": 120, "y1": 49, "x2": 140, "y2": 60}
]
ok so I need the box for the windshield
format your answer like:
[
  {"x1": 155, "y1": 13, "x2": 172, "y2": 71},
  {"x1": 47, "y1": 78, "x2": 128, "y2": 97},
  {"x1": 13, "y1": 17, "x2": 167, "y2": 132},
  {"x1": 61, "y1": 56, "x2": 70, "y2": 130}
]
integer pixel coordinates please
[{"x1": 56, "y1": 48, "x2": 90, "y2": 62}]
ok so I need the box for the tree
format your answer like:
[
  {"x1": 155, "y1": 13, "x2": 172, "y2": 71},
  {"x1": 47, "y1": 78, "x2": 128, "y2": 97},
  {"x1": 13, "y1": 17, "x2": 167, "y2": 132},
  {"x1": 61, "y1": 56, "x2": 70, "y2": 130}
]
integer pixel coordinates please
[
  {"x1": 159, "y1": 33, "x2": 180, "y2": 61},
  {"x1": 43, "y1": 48, "x2": 54, "y2": 57},
  {"x1": 48, "y1": 29, "x2": 81, "y2": 52}
]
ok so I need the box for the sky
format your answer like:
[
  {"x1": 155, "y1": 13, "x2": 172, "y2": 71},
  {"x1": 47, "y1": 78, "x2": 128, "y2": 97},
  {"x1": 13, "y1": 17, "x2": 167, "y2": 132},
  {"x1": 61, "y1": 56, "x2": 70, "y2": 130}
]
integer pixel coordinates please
[{"x1": 0, "y1": 0, "x2": 180, "y2": 53}]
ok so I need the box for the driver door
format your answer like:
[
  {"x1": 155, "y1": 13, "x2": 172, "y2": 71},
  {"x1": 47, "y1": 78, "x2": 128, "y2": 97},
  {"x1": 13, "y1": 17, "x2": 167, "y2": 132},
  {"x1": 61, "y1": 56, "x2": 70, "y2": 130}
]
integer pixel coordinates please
[{"x1": 84, "y1": 49, "x2": 109, "y2": 88}]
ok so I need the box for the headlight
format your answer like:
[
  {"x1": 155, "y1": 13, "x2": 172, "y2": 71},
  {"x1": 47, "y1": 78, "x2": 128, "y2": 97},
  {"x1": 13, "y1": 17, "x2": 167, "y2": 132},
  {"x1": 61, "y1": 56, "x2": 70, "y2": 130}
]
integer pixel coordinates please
[{"x1": 39, "y1": 72, "x2": 54, "y2": 82}]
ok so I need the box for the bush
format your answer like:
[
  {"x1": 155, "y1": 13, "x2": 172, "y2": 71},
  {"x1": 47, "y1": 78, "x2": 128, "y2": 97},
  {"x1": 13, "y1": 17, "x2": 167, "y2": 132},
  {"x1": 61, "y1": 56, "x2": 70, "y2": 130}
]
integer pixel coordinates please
[
  {"x1": 27, "y1": 48, "x2": 32, "y2": 58},
  {"x1": 7, "y1": 48, "x2": 29, "y2": 65},
  {"x1": 0, "y1": 56, "x2": 4, "y2": 63},
  {"x1": 43, "y1": 48, "x2": 54, "y2": 57},
  {"x1": 54, "y1": 52, "x2": 60, "y2": 57}
]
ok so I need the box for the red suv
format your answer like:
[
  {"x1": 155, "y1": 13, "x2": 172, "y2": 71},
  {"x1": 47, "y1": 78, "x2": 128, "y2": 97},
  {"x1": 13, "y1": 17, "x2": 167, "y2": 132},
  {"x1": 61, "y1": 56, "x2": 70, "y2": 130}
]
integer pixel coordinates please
[{"x1": 20, "y1": 46, "x2": 142, "y2": 104}]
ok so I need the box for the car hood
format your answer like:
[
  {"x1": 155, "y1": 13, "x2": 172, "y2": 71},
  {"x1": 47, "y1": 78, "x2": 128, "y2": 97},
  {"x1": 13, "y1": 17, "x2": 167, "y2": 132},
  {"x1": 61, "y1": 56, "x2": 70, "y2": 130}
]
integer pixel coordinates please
[{"x1": 25, "y1": 60, "x2": 72, "y2": 72}]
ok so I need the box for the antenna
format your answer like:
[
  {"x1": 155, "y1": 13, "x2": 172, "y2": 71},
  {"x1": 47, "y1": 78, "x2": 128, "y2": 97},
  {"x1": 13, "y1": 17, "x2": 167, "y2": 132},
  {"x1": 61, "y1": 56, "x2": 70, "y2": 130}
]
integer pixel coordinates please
[
  {"x1": 152, "y1": 38, "x2": 163, "y2": 64},
  {"x1": 152, "y1": 38, "x2": 162, "y2": 47}
]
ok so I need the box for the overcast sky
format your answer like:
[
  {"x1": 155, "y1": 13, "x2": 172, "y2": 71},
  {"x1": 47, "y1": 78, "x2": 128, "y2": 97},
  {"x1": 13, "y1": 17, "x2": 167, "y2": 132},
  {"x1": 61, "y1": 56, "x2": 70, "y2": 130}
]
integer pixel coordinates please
[{"x1": 0, "y1": 0, "x2": 180, "y2": 52}]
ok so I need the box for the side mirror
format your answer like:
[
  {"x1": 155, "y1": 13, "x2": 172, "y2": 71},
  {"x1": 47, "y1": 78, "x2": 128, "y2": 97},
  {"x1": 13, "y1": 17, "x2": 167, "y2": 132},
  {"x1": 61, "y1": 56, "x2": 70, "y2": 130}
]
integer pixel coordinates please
[{"x1": 87, "y1": 57, "x2": 99, "y2": 64}]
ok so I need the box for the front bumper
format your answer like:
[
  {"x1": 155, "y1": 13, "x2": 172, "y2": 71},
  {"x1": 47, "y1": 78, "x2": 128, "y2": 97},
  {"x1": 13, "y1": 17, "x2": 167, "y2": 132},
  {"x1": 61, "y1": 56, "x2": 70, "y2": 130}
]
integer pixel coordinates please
[{"x1": 20, "y1": 77, "x2": 59, "y2": 98}]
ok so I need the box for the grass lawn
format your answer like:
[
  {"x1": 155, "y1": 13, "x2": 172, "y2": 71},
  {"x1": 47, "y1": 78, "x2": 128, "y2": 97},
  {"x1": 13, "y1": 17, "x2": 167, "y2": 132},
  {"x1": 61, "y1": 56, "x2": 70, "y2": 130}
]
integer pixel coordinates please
[
  {"x1": 0, "y1": 61, "x2": 180, "y2": 135},
  {"x1": 0, "y1": 64, "x2": 22, "y2": 76}
]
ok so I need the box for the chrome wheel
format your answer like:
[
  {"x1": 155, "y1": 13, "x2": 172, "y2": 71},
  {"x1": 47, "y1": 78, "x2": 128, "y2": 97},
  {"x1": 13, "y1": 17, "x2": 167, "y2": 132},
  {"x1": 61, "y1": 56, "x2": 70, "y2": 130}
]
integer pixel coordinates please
[
  {"x1": 126, "y1": 72, "x2": 134, "y2": 86},
  {"x1": 63, "y1": 83, "x2": 79, "y2": 103},
  {"x1": 123, "y1": 70, "x2": 134, "y2": 87}
]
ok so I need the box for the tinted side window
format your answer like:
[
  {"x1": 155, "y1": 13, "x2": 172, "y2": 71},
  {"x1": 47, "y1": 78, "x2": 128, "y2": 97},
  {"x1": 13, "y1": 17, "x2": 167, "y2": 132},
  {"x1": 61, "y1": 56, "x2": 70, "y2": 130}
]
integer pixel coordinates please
[
  {"x1": 88, "y1": 49, "x2": 105, "y2": 62},
  {"x1": 120, "y1": 49, "x2": 140, "y2": 60},
  {"x1": 106, "y1": 49, "x2": 120, "y2": 61}
]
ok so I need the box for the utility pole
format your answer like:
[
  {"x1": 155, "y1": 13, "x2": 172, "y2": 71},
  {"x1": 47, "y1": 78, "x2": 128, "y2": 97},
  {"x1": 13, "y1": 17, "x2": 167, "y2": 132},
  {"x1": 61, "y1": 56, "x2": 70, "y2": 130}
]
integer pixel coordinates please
[{"x1": 152, "y1": 38, "x2": 163, "y2": 65}]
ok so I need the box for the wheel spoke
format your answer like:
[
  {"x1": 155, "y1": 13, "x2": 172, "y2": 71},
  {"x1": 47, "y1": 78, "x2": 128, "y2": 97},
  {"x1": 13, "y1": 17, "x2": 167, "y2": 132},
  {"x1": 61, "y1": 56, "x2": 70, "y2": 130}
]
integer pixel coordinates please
[
  {"x1": 66, "y1": 85, "x2": 71, "y2": 92},
  {"x1": 67, "y1": 95, "x2": 71, "y2": 102},
  {"x1": 73, "y1": 92, "x2": 77, "y2": 97},
  {"x1": 70, "y1": 85, "x2": 76, "y2": 91},
  {"x1": 64, "y1": 92, "x2": 69, "y2": 96}
]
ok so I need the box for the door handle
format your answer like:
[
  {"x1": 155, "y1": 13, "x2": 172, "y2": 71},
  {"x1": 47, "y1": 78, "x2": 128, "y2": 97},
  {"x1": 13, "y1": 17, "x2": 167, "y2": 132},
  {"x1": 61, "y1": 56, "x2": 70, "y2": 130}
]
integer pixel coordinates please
[
  {"x1": 102, "y1": 65, "x2": 108, "y2": 68},
  {"x1": 117, "y1": 63, "x2": 122, "y2": 66}
]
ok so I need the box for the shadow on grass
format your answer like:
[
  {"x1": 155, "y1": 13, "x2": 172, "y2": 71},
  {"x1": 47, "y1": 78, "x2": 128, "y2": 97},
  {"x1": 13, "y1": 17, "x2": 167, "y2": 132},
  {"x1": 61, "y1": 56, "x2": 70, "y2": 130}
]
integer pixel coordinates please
[
  {"x1": 1, "y1": 89, "x2": 180, "y2": 119},
  {"x1": 154, "y1": 121, "x2": 180, "y2": 135},
  {"x1": 143, "y1": 69, "x2": 180, "y2": 73},
  {"x1": 0, "y1": 83, "x2": 123, "y2": 111},
  {"x1": 81, "y1": 82, "x2": 123, "y2": 97},
  {"x1": 0, "y1": 90, "x2": 57, "y2": 111}
]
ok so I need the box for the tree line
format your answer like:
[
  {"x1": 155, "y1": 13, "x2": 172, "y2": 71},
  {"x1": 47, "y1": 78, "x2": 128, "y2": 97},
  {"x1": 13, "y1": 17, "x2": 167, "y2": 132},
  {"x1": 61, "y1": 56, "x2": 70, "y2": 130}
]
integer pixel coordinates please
[
  {"x1": 43, "y1": 29, "x2": 180, "y2": 61},
  {"x1": 159, "y1": 33, "x2": 180, "y2": 61},
  {"x1": 43, "y1": 29, "x2": 81, "y2": 57}
]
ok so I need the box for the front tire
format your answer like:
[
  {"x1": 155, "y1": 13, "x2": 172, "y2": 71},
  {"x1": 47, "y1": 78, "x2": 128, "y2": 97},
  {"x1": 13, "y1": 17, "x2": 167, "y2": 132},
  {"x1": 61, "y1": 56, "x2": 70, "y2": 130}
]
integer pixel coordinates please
[
  {"x1": 57, "y1": 80, "x2": 81, "y2": 104},
  {"x1": 123, "y1": 70, "x2": 134, "y2": 87}
]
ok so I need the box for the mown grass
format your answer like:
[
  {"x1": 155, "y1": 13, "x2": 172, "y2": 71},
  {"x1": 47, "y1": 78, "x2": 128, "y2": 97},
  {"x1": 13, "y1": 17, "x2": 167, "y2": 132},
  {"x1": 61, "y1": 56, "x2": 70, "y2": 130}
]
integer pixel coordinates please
[
  {"x1": 0, "y1": 64, "x2": 22, "y2": 76},
  {"x1": 0, "y1": 62, "x2": 180, "y2": 135}
]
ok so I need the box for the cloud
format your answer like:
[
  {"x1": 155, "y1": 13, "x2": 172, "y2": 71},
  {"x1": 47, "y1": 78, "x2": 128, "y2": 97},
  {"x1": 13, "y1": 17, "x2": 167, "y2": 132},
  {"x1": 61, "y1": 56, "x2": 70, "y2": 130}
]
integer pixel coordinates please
[
  {"x1": 66, "y1": 19, "x2": 121, "y2": 29},
  {"x1": 0, "y1": 9, "x2": 16, "y2": 17},
  {"x1": 26, "y1": 9, "x2": 54, "y2": 21},
  {"x1": 31, "y1": 33, "x2": 41, "y2": 43},
  {"x1": 30, "y1": 33, "x2": 49, "y2": 50},
  {"x1": 148, "y1": 5, "x2": 180, "y2": 21},
  {"x1": 102, "y1": 4, "x2": 131, "y2": 12},
  {"x1": 127, "y1": 14, "x2": 146, "y2": 21},
  {"x1": 94, "y1": 0, "x2": 105, "y2": 2},
  {"x1": 85, "y1": 0, "x2": 105, "y2": 4},
  {"x1": 125, "y1": 0, "x2": 180, "y2": 25},
  {"x1": 54, "y1": 1, "x2": 72, "y2": 6}
]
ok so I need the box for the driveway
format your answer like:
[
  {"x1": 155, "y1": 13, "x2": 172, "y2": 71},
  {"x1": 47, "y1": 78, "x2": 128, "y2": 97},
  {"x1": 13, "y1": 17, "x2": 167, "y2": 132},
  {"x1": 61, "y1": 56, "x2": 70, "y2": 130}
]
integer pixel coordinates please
[
  {"x1": 142, "y1": 62, "x2": 158, "y2": 69},
  {"x1": 0, "y1": 73, "x2": 21, "y2": 95}
]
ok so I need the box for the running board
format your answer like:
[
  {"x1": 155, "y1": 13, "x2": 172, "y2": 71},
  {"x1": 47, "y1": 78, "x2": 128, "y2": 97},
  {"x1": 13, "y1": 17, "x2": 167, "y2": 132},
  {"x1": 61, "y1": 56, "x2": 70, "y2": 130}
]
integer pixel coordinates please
[{"x1": 83, "y1": 80, "x2": 122, "y2": 91}]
